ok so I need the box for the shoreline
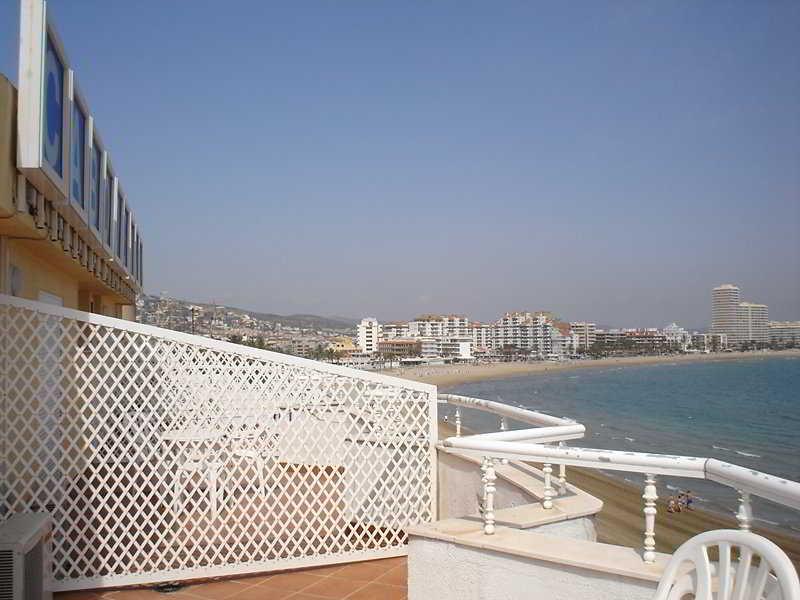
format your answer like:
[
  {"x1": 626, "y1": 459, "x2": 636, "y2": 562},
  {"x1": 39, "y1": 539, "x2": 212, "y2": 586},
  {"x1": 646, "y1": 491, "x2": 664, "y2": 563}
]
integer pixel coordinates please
[{"x1": 386, "y1": 348, "x2": 800, "y2": 388}]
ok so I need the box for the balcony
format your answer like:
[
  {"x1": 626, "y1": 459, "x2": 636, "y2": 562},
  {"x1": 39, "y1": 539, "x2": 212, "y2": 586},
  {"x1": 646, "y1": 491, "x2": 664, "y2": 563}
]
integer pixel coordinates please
[{"x1": 1, "y1": 294, "x2": 798, "y2": 599}]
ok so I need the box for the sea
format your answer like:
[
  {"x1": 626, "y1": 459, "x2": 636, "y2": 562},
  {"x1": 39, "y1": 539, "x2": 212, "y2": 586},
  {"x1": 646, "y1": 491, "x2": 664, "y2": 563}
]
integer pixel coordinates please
[{"x1": 444, "y1": 355, "x2": 800, "y2": 534}]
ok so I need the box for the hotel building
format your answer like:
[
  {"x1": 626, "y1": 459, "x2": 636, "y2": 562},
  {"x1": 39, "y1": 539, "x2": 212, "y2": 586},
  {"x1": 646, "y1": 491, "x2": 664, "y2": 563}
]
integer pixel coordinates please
[
  {"x1": 769, "y1": 321, "x2": 800, "y2": 346},
  {"x1": 737, "y1": 302, "x2": 769, "y2": 345},
  {"x1": 1, "y1": 51, "x2": 142, "y2": 317},
  {"x1": 356, "y1": 317, "x2": 382, "y2": 353},
  {"x1": 570, "y1": 321, "x2": 597, "y2": 351},
  {"x1": 711, "y1": 284, "x2": 741, "y2": 345}
]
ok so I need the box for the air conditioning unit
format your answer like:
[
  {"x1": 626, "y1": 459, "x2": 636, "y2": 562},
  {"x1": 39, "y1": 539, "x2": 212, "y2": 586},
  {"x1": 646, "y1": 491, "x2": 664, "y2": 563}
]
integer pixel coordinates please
[{"x1": 0, "y1": 513, "x2": 53, "y2": 600}]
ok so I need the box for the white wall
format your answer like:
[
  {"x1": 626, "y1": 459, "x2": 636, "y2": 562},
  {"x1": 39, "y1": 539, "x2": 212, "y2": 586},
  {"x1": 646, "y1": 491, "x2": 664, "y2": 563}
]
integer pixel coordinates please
[{"x1": 409, "y1": 538, "x2": 657, "y2": 600}]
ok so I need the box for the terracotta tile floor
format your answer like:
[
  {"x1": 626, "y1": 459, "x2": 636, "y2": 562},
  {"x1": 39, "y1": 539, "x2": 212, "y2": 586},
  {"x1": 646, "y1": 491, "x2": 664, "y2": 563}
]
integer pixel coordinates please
[{"x1": 55, "y1": 557, "x2": 407, "y2": 600}]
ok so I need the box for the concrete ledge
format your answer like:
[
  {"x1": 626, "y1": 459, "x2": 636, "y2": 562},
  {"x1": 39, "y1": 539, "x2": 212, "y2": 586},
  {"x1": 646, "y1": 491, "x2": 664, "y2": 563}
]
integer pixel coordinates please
[{"x1": 407, "y1": 520, "x2": 670, "y2": 582}]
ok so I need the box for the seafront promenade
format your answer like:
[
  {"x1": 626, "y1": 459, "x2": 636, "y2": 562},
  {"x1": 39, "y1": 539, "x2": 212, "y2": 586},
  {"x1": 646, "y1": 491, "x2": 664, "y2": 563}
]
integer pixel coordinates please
[{"x1": 388, "y1": 348, "x2": 800, "y2": 387}]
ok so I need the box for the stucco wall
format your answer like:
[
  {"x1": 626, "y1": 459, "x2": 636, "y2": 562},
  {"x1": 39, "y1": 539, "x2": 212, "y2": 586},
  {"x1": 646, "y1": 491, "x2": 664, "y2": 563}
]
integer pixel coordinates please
[
  {"x1": 438, "y1": 451, "x2": 535, "y2": 519},
  {"x1": 409, "y1": 537, "x2": 657, "y2": 600},
  {"x1": 8, "y1": 240, "x2": 79, "y2": 308}
]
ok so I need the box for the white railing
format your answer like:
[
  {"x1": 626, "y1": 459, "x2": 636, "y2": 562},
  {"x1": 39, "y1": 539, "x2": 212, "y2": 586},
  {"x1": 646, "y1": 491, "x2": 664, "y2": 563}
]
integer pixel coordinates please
[
  {"x1": 439, "y1": 394, "x2": 800, "y2": 564},
  {"x1": 0, "y1": 295, "x2": 437, "y2": 590}
]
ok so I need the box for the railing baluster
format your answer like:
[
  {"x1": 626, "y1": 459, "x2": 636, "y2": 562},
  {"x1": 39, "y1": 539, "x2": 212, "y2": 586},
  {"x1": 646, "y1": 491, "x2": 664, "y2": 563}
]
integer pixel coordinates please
[
  {"x1": 736, "y1": 490, "x2": 753, "y2": 531},
  {"x1": 483, "y1": 458, "x2": 496, "y2": 534},
  {"x1": 499, "y1": 417, "x2": 508, "y2": 464},
  {"x1": 642, "y1": 474, "x2": 657, "y2": 563},
  {"x1": 454, "y1": 408, "x2": 461, "y2": 437},
  {"x1": 542, "y1": 463, "x2": 554, "y2": 509},
  {"x1": 557, "y1": 441, "x2": 567, "y2": 493}
]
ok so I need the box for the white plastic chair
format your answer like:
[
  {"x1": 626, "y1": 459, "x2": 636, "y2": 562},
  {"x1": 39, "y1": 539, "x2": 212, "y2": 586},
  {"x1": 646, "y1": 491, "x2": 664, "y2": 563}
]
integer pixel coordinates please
[{"x1": 654, "y1": 529, "x2": 800, "y2": 600}]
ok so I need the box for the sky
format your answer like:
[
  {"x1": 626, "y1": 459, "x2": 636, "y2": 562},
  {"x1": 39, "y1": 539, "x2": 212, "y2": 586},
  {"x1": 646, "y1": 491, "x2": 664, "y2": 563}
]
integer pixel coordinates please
[{"x1": 1, "y1": 1, "x2": 799, "y2": 329}]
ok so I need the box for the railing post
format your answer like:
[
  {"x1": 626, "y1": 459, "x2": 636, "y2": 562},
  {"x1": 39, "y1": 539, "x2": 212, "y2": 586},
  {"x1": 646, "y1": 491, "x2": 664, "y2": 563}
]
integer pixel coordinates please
[
  {"x1": 499, "y1": 417, "x2": 508, "y2": 464},
  {"x1": 557, "y1": 441, "x2": 567, "y2": 494},
  {"x1": 542, "y1": 463, "x2": 554, "y2": 509},
  {"x1": 454, "y1": 408, "x2": 461, "y2": 437},
  {"x1": 642, "y1": 474, "x2": 657, "y2": 563},
  {"x1": 736, "y1": 490, "x2": 752, "y2": 531},
  {"x1": 483, "y1": 458, "x2": 496, "y2": 535}
]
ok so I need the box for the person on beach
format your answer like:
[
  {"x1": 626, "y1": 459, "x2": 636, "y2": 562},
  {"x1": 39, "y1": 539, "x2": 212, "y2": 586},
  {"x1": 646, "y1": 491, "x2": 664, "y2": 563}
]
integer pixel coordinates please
[
  {"x1": 667, "y1": 496, "x2": 679, "y2": 513},
  {"x1": 683, "y1": 491, "x2": 694, "y2": 510}
]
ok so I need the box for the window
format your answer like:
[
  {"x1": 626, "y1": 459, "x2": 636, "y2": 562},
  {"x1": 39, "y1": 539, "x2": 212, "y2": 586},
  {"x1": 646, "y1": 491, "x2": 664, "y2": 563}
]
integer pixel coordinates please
[
  {"x1": 70, "y1": 102, "x2": 86, "y2": 208},
  {"x1": 90, "y1": 143, "x2": 101, "y2": 229},
  {"x1": 105, "y1": 168, "x2": 114, "y2": 247},
  {"x1": 43, "y1": 34, "x2": 65, "y2": 177},
  {"x1": 116, "y1": 193, "x2": 124, "y2": 258},
  {"x1": 123, "y1": 208, "x2": 130, "y2": 267}
]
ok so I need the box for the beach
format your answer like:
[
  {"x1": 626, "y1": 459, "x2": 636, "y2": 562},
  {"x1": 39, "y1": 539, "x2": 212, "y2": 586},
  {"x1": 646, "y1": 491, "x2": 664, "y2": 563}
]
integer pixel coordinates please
[
  {"x1": 394, "y1": 350, "x2": 800, "y2": 566},
  {"x1": 386, "y1": 348, "x2": 800, "y2": 388}
]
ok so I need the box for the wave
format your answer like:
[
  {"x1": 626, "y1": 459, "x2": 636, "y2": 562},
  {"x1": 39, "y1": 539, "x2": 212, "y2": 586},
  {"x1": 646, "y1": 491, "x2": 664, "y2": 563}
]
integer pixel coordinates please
[
  {"x1": 735, "y1": 450, "x2": 762, "y2": 458},
  {"x1": 625, "y1": 437, "x2": 635, "y2": 442},
  {"x1": 712, "y1": 445, "x2": 761, "y2": 458}
]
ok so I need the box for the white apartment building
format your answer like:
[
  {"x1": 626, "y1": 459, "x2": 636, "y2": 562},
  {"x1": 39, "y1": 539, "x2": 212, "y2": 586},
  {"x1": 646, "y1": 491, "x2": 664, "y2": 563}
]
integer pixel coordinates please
[
  {"x1": 550, "y1": 324, "x2": 578, "y2": 358},
  {"x1": 738, "y1": 302, "x2": 769, "y2": 345},
  {"x1": 691, "y1": 332, "x2": 729, "y2": 352},
  {"x1": 711, "y1": 284, "x2": 741, "y2": 345},
  {"x1": 357, "y1": 317, "x2": 382, "y2": 354},
  {"x1": 769, "y1": 321, "x2": 800, "y2": 345},
  {"x1": 494, "y1": 312, "x2": 553, "y2": 358},
  {"x1": 418, "y1": 336, "x2": 472, "y2": 360},
  {"x1": 470, "y1": 322, "x2": 493, "y2": 353},
  {"x1": 569, "y1": 322, "x2": 596, "y2": 351},
  {"x1": 382, "y1": 322, "x2": 410, "y2": 339},
  {"x1": 408, "y1": 314, "x2": 470, "y2": 338},
  {"x1": 663, "y1": 322, "x2": 691, "y2": 350}
]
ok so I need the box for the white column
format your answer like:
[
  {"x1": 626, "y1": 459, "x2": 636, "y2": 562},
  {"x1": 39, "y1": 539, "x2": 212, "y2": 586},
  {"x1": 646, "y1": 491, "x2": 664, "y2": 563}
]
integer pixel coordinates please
[
  {"x1": 542, "y1": 463, "x2": 554, "y2": 509},
  {"x1": 454, "y1": 408, "x2": 461, "y2": 437},
  {"x1": 499, "y1": 417, "x2": 508, "y2": 464},
  {"x1": 483, "y1": 458, "x2": 497, "y2": 535},
  {"x1": 557, "y1": 442, "x2": 567, "y2": 493},
  {"x1": 642, "y1": 474, "x2": 657, "y2": 563},
  {"x1": 736, "y1": 490, "x2": 752, "y2": 531}
]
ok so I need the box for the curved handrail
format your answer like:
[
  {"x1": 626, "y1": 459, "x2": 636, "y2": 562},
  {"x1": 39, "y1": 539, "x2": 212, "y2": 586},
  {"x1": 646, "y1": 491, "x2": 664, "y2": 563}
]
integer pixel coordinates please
[{"x1": 439, "y1": 394, "x2": 800, "y2": 513}]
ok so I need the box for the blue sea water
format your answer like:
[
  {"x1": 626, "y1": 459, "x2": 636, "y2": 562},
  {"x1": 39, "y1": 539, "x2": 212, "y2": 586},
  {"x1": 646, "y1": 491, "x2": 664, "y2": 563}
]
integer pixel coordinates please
[{"x1": 445, "y1": 355, "x2": 800, "y2": 532}]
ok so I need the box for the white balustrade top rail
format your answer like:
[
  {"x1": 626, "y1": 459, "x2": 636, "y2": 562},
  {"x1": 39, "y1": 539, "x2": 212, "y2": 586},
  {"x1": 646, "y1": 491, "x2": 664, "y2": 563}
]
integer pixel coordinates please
[
  {"x1": 438, "y1": 394, "x2": 800, "y2": 527},
  {"x1": 438, "y1": 393, "x2": 586, "y2": 443}
]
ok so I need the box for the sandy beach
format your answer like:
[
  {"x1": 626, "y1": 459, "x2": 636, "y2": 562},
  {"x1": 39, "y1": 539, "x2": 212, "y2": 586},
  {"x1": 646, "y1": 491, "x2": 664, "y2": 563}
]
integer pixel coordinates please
[
  {"x1": 396, "y1": 350, "x2": 800, "y2": 565},
  {"x1": 564, "y1": 466, "x2": 800, "y2": 568},
  {"x1": 387, "y1": 349, "x2": 800, "y2": 388}
]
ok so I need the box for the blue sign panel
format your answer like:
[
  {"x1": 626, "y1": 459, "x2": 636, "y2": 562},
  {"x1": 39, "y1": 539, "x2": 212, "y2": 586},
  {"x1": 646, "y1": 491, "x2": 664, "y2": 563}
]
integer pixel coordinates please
[
  {"x1": 91, "y1": 144, "x2": 101, "y2": 229},
  {"x1": 43, "y1": 34, "x2": 64, "y2": 177},
  {"x1": 70, "y1": 103, "x2": 86, "y2": 207}
]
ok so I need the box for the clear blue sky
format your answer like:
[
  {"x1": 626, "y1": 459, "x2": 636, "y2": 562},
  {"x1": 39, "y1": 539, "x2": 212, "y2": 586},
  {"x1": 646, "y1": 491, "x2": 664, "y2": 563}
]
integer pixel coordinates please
[{"x1": 2, "y1": 1, "x2": 798, "y2": 328}]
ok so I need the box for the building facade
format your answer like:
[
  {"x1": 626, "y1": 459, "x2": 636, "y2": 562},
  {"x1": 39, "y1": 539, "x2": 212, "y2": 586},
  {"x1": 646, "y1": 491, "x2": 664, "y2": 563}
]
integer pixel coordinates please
[
  {"x1": 1, "y1": 64, "x2": 142, "y2": 317},
  {"x1": 711, "y1": 284, "x2": 741, "y2": 346},
  {"x1": 737, "y1": 302, "x2": 769, "y2": 346},
  {"x1": 769, "y1": 321, "x2": 800, "y2": 346},
  {"x1": 357, "y1": 317, "x2": 382, "y2": 354},
  {"x1": 569, "y1": 322, "x2": 596, "y2": 351},
  {"x1": 377, "y1": 338, "x2": 422, "y2": 357}
]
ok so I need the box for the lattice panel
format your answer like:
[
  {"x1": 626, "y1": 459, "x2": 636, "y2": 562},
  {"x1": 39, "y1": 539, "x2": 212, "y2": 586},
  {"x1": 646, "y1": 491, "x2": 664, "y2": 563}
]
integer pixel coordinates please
[{"x1": 0, "y1": 297, "x2": 435, "y2": 588}]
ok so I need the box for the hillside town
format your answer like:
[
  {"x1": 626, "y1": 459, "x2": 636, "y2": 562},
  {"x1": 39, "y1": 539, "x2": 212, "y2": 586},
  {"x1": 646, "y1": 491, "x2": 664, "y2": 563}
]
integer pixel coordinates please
[
  {"x1": 138, "y1": 285, "x2": 800, "y2": 368},
  {"x1": 137, "y1": 293, "x2": 355, "y2": 359}
]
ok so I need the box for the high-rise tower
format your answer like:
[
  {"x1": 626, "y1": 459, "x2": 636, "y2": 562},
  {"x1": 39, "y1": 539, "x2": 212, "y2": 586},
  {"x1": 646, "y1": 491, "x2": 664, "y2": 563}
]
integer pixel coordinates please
[{"x1": 711, "y1": 284, "x2": 741, "y2": 345}]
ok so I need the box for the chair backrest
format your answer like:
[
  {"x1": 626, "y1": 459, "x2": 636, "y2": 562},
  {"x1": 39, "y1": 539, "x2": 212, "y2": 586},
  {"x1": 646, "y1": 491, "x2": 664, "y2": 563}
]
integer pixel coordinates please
[{"x1": 654, "y1": 529, "x2": 800, "y2": 600}]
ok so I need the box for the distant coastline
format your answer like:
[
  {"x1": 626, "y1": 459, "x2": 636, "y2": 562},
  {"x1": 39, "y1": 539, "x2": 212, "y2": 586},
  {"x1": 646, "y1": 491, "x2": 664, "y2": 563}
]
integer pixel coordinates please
[{"x1": 389, "y1": 348, "x2": 800, "y2": 388}]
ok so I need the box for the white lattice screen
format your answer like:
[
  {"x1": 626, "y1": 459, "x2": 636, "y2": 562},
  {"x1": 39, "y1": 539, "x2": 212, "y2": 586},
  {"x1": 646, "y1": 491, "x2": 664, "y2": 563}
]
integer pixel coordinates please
[{"x1": 0, "y1": 295, "x2": 436, "y2": 589}]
